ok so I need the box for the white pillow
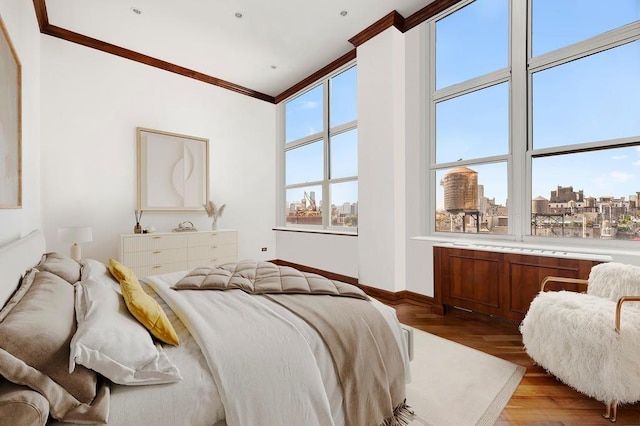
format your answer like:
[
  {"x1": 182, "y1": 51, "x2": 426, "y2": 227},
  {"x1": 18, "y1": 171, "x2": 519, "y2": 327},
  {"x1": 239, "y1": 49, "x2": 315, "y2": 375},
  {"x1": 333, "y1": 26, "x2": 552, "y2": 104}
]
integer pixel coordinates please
[
  {"x1": 80, "y1": 259, "x2": 122, "y2": 293},
  {"x1": 70, "y1": 277, "x2": 182, "y2": 385}
]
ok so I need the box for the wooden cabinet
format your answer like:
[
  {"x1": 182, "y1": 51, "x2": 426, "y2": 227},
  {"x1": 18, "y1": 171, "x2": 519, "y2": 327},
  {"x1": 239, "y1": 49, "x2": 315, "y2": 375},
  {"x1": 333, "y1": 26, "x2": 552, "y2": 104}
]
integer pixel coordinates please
[
  {"x1": 434, "y1": 245, "x2": 605, "y2": 322},
  {"x1": 119, "y1": 230, "x2": 238, "y2": 278}
]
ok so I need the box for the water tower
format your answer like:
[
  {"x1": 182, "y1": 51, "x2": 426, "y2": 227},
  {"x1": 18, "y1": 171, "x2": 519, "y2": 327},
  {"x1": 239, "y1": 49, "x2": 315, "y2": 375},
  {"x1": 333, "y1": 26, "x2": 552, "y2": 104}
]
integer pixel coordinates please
[
  {"x1": 532, "y1": 196, "x2": 549, "y2": 214},
  {"x1": 443, "y1": 166, "x2": 478, "y2": 213}
]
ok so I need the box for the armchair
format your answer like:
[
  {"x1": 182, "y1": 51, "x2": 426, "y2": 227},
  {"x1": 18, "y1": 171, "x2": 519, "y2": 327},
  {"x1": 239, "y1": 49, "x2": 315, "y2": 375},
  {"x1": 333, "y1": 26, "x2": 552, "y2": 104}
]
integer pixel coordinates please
[{"x1": 520, "y1": 262, "x2": 640, "y2": 423}]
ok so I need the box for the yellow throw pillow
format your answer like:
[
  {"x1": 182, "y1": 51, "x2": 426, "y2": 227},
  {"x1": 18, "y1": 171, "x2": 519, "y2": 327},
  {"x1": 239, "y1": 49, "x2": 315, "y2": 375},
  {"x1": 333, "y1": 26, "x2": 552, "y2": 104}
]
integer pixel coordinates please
[{"x1": 107, "y1": 259, "x2": 179, "y2": 346}]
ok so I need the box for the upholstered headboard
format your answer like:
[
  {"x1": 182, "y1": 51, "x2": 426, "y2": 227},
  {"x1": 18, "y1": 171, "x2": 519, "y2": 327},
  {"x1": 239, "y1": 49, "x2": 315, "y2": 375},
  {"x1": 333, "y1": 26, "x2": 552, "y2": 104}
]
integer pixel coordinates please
[{"x1": 0, "y1": 230, "x2": 45, "y2": 307}]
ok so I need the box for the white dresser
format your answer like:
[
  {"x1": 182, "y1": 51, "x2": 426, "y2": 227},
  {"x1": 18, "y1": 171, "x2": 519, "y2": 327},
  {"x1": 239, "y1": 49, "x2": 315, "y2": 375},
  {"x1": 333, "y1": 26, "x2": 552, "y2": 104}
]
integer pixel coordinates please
[{"x1": 119, "y1": 230, "x2": 238, "y2": 278}]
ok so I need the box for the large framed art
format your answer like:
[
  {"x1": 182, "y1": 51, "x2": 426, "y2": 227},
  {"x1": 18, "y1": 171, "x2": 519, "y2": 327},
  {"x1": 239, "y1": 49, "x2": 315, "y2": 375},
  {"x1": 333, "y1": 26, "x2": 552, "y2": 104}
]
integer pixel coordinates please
[
  {"x1": 0, "y1": 14, "x2": 21, "y2": 209},
  {"x1": 137, "y1": 127, "x2": 209, "y2": 212}
]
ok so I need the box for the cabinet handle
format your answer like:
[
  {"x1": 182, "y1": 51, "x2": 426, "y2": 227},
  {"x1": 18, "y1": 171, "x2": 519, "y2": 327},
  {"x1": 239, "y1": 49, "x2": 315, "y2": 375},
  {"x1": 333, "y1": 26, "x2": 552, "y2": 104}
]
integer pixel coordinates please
[
  {"x1": 211, "y1": 245, "x2": 217, "y2": 249},
  {"x1": 153, "y1": 236, "x2": 162, "y2": 239},
  {"x1": 152, "y1": 265, "x2": 162, "y2": 269},
  {"x1": 153, "y1": 250, "x2": 161, "y2": 254}
]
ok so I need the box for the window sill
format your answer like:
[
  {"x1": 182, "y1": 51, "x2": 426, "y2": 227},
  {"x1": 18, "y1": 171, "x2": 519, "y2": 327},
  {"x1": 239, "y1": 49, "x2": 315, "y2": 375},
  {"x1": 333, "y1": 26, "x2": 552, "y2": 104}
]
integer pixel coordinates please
[
  {"x1": 409, "y1": 234, "x2": 640, "y2": 262},
  {"x1": 272, "y1": 226, "x2": 357, "y2": 236}
]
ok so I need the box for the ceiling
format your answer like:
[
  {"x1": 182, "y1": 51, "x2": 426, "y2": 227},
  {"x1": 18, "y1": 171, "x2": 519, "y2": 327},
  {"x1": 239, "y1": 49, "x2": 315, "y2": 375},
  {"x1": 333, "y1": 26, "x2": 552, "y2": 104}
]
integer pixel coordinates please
[{"x1": 43, "y1": 0, "x2": 436, "y2": 100}]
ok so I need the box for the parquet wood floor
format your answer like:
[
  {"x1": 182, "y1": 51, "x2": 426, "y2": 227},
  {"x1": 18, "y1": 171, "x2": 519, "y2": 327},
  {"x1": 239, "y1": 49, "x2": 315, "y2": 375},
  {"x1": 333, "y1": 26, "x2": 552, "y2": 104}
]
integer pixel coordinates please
[{"x1": 387, "y1": 301, "x2": 640, "y2": 426}]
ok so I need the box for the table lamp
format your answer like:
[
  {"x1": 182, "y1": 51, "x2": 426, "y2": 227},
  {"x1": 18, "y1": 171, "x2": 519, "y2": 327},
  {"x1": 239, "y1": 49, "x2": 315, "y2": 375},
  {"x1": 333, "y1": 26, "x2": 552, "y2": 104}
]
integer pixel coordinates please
[{"x1": 58, "y1": 226, "x2": 93, "y2": 261}]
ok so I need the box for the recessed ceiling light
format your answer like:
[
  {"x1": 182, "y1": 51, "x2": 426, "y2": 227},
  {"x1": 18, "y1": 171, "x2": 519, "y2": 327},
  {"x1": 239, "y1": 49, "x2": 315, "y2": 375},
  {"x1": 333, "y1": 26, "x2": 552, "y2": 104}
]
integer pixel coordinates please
[
  {"x1": 234, "y1": 12, "x2": 243, "y2": 18},
  {"x1": 340, "y1": 10, "x2": 348, "y2": 17},
  {"x1": 130, "y1": 7, "x2": 142, "y2": 15}
]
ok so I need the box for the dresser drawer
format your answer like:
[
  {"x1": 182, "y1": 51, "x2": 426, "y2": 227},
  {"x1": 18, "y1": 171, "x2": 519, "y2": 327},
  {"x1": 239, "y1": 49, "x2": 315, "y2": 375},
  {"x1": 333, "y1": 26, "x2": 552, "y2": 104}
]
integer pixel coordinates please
[
  {"x1": 188, "y1": 256, "x2": 237, "y2": 270},
  {"x1": 187, "y1": 231, "x2": 237, "y2": 247},
  {"x1": 123, "y1": 248, "x2": 188, "y2": 267},
  {"x1": 132, "y1": 261, "x2": 189, "y2": 279},
  {"x1": 188, "y1": 244, "x2": 237, "y2": 260},
  {"x1": 122, "y1": 234, "x2": 189, "y2": 253}
]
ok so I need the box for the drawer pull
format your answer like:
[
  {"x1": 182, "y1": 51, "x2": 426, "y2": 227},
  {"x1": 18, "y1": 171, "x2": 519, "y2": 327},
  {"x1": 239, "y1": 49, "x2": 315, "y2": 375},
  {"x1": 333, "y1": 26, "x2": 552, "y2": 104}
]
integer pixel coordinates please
[
  {"x1": 153, "y1": 250, "x2": 162, "y2": 254},
  {"x1": 153, "y1": 236, "x2": 162, "y2": 239},
  {"x1": 211, "y1": 245, "x2": 218, "y2": 249},
  {"x1": 152, "y1": 265, "x2": 162, "y2": 269}
]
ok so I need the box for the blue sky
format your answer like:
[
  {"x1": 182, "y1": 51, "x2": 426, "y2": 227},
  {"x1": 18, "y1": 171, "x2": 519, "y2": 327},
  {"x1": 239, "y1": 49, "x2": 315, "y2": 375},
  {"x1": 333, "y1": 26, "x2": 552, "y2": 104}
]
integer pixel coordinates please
[
  {"x1": 285, "y1": 66, "x2": 357, "y2": 207},
  {"x1": 435, "y1": 0, "x2": 640, "y2": 208},
  {"x1": 285, "y1": 0, "x2": 640, "y2": 211}
]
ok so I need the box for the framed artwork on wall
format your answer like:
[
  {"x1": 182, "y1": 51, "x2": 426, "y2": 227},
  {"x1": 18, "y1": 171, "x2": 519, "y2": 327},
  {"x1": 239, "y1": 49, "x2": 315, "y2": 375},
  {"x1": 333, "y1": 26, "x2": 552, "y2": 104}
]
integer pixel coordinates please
[
  {"x1": 0, "y1": 14, "x2": 22, "y2": 209},
  {"x1": 137, "y1": 127, "x2": 209, "y2": 212}
]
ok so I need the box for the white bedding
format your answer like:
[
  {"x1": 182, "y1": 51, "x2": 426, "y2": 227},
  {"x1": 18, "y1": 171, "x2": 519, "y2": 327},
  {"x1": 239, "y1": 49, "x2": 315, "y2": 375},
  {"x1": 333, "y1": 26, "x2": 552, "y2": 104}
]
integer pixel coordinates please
[
  {"x1": 51, "y1": 279, "x2": 223, "y2": 426},
  {"x1": 147, "y1": 270, "x2": 411, "y2": 426},
  {"x1": 51, "y1": 268, "x2": 410, "y2": 426}
]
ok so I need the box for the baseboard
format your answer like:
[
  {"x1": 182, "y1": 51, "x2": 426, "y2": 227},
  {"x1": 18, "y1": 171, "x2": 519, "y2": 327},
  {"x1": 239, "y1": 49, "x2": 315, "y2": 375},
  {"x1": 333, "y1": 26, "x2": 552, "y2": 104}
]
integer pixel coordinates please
[
  {"x1": 271, "y1": 259, "x2": 444, "y2": 314},
  {"x1": 270, "y1": 259, "x2": 358, "y2": 285}
]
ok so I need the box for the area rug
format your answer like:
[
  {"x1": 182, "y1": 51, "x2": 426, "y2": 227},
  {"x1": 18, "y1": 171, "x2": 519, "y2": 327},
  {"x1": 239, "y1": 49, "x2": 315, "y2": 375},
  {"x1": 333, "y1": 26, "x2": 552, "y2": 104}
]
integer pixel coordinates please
[{"x1": 405, "y1": 327, "x2": 526, "y2": 426}]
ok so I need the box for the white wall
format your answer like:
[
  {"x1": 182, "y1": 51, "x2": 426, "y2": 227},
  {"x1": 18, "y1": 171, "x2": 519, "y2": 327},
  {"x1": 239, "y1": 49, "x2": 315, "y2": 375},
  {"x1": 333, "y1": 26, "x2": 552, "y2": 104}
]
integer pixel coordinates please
[
  {"x1": 357, "y1": 27, "x2": 407, "y2": 292},
  {"x1": 403, "y1": 24, "x2": 435, "y2": 297},
  {"x1": 0, "y1": 1, "x2": 41, "y2": 246},
  {"x1": 40, "y1": 37, "x2": 277, "y2": 263},
  {"x1": 275, "y1": 231, "x2": 358, "y2": 278}
]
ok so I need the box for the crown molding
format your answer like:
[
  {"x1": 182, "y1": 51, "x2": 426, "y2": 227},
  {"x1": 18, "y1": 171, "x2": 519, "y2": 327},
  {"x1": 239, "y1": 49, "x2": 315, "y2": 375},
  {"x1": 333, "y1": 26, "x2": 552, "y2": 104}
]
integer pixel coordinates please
[
  {"x1": 348, "y1": 10, "x2": 405, "y2": 48},
  {"x1": 32, "y1": 0, "x2": 464, "y2": 104},
  {"x1": 31, "y1": 0, "x2": 275, "y2": 103},
  {"x1": 274, "y1": 49, "x2": 356, "y2": 104},
  {"x1": 404, "y1": 0, "x2": 465, "y2": 32}
]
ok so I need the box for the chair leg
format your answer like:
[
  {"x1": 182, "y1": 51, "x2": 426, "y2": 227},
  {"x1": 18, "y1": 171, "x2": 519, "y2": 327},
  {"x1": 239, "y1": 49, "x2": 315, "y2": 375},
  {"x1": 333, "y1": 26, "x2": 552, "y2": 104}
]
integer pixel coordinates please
[{"x1": 603, "y1": 400, "x2": 618, "y2": 423}]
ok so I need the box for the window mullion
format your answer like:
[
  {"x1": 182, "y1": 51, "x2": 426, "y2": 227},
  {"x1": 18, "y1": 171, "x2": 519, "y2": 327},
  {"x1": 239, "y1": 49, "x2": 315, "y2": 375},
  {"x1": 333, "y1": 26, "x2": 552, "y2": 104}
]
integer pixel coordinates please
[
  {"x1": 529, "y1": 21, "x2": 640, "y2": 73},
  {"x1": 511, "y1": 0, "x2": 527, "y2": 239},
  {"x1": 323, "y1": 79, "x2": 330, "y2": 228}
]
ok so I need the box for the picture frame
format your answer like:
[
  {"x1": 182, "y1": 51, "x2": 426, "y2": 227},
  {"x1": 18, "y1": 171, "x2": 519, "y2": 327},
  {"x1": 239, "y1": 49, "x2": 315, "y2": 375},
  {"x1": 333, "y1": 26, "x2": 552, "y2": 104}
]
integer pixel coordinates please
[
  {"x1": 137, "y1": 127, "x2": 209, "y2": 212},
  {"x1": 0, "y1": 14, "x2": 22, "y2": 209}
]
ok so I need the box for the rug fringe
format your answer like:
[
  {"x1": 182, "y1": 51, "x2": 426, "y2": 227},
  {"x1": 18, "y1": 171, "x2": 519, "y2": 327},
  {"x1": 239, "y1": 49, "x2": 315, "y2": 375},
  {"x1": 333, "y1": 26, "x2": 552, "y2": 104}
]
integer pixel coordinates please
[{"x1": 380, "y1": 399, "x2": 415, "y2": 426}]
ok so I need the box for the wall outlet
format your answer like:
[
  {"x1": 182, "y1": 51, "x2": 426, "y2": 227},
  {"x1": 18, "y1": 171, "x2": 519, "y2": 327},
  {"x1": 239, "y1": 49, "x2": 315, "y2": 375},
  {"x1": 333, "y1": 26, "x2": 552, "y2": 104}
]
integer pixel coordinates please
[{"x1": 261, "y1": 247, "x2": 267, "y2": 252}]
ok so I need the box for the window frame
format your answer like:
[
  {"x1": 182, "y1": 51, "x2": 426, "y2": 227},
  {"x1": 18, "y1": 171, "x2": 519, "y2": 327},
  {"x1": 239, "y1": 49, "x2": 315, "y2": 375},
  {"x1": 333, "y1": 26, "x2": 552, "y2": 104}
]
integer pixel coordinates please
[
  {"x1": 424, "y1": 0, "x2": 640, "y2": 248},
  {"x1": 278, "y1": 61, "x2": 358, "y2": 234},
  {"x1": 426, "y1": 0, "x2": 514, "y2": 238}
]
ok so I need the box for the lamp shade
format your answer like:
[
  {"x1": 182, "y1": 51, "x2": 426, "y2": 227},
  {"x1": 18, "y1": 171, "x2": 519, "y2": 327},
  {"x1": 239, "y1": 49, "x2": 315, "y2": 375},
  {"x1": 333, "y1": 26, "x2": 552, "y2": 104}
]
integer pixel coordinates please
[{"x1": 58, "y1": 226, "x2": 93, "y2": 244}]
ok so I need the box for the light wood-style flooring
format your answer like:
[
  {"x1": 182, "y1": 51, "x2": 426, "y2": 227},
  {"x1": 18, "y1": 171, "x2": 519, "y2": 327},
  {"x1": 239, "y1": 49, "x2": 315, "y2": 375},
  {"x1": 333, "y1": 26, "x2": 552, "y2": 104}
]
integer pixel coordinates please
[{"x1": 387, "y1": 301, "x2": 640, "y2": 425}]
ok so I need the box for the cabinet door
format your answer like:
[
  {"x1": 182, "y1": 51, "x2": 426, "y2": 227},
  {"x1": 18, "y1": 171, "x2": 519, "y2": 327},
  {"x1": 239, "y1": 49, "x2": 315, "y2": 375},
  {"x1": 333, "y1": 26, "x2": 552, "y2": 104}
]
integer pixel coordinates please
[
  {"x1": 503, "y1": 254, "x2": 595, "y2": 322},
  {"x1": 439, "y1": 248, "x2": 503, "y2": 317}
]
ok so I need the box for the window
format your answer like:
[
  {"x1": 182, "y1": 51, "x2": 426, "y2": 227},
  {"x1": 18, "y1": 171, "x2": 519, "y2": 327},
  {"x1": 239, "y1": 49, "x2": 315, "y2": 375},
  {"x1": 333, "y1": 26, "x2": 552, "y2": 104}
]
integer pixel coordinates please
[
  {"x1": 283, "y1": 65, "x2": 358, "y2": 231},
  {"x1": 430, "y1": 0, "x2": 510, "y2": 235},
  {"x1": 427, "y1": 0, "x2": 640, "y2": 242}
]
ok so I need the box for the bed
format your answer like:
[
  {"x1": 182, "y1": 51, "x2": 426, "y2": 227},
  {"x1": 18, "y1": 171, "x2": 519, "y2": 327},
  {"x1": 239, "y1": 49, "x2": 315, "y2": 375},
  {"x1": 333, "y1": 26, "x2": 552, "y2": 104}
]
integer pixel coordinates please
[{"x1": 0, "y1": 230, "x2": 413, "y2": 426}]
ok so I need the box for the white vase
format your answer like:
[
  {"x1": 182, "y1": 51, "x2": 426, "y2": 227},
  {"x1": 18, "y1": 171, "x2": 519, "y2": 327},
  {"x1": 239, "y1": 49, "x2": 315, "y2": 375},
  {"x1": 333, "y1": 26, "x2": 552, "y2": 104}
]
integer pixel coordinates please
[{"x1": 211, "y1": 220, "x2": 218, "y2": 230}]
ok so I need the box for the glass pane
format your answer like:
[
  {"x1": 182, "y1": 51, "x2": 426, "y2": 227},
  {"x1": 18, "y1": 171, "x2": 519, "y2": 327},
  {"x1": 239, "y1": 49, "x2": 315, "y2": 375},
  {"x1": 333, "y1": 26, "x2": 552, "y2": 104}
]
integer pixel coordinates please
[
  {"x1": 330, "y1": 129, "x2": 358, "y2": 179},
  {"x1": 285, "y1": 141, "x2": 323, "y2": 185},
  {"x1": 532, "y1": 41, "x2": 640, "y2": 150},
  {"x1": 330, "y1": 66, "x2": 357, "y2": 127},
  {"x1": 532, "y1": 146, "x2": 640, "y2": 240},
  {"x1": 286, "y1": 186, "x2": 323, "y2": 226},
  {"x1": 285, "y1": 85, "x2": 323, "y2": 143},
  {"x1": 532, "y1": 0, "x2": 640, "y2": 57},
  {"x1": 435, "y1": 0, "x2": 508, "y2": 89},
  {"x1": 436, "y1": 83, "x2": 509, "y2": 163},
  {"x1": 435, "y1": 162, "x2": 508, "y2": 234},
  {"x1": 330, "y1": 181, "x2": 358, "y2": 228}
]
